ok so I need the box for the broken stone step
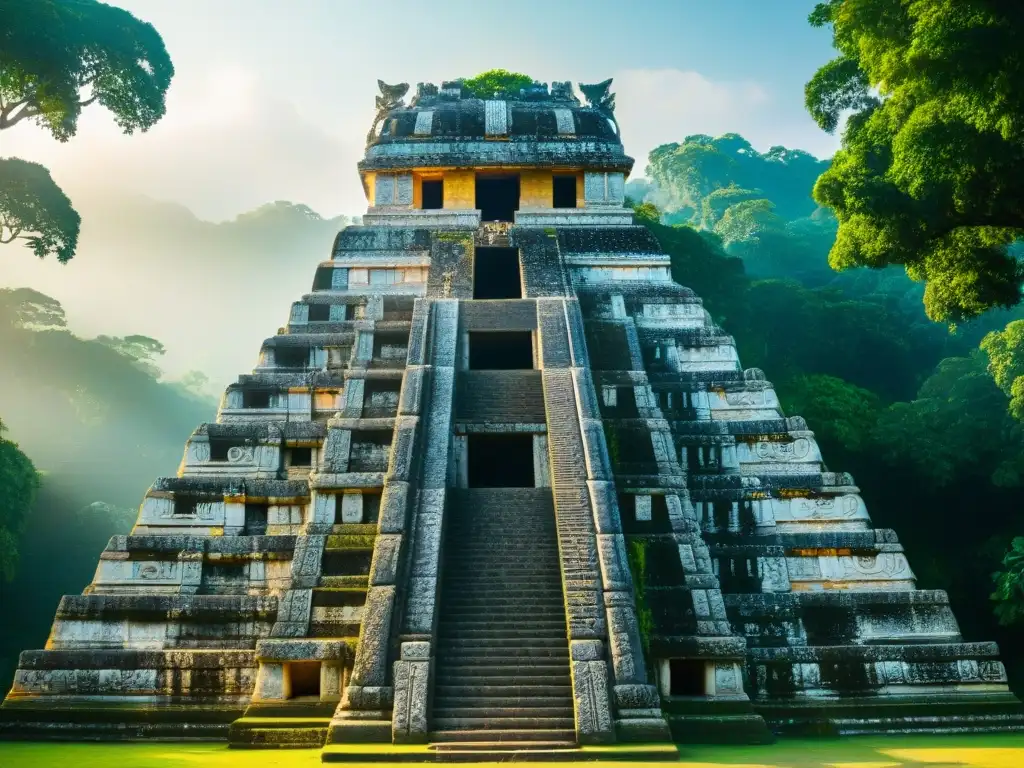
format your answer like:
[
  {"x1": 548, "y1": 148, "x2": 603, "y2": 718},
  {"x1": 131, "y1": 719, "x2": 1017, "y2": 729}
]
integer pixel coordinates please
[{"x1": 431, "y1": 719, "x2": 576, "y2": 733}]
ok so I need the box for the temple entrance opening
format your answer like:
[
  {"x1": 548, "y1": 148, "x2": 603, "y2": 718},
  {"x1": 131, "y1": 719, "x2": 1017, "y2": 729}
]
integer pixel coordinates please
[
  {"x1": 476, "y1": 173, "x2": 520, "y2": 222},
  {"x1": 468, "y1": 331, "x2": 533, "y2": 370},
  {"x1": 467, "y1": 433, "x2": 534, "y2": 487},
  {"x1": 669, "y1": 659, "x2": 706, "y2": 696},
  {"x1": 288, "y1": 661, "x2": 321, "y2": 699},
  {"x1": 553, "y1": 174, "x2": 577, "y2": 208},
  {"x1": 473, "y1": 246, "x2": 522, "y2": 299},
  {"x1": 422, "y1": 179, "x2": 444, "y2": 209}
]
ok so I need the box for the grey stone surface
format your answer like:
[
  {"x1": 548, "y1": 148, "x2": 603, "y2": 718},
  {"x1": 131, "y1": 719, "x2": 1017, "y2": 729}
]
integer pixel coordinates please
[{"x1": 572, "y1": 659, "x2": 614, "y2": 743}]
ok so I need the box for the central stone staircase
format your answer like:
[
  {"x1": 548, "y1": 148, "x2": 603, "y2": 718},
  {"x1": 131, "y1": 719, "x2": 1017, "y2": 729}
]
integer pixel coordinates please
[{"x1": 430, "y1": 488, "x2": 577, "y2": 759}]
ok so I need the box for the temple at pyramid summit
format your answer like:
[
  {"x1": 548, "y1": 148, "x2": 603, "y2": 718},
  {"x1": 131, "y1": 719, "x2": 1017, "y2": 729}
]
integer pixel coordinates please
[{"x1": 3, "y1": 77, "x2": 1023, "y2": 760}]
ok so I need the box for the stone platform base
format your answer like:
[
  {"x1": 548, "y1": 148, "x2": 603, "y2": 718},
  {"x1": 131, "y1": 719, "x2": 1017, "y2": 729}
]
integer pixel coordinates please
[
  {"x1": 320, "y1": 741, "x2": 680, "y2": 762},
  {"x1": 0, "y1": 699, "x2": 244, "y2": 740},
  {"x1": 662, "y1": 697, "x2": 775, "y2": 744},
  {"x1": 228, "y1": 700, "x2": 335, "y2": 748},
  {"x1": 756, "y1": 693, "x2": 1024, "y2": 736}
]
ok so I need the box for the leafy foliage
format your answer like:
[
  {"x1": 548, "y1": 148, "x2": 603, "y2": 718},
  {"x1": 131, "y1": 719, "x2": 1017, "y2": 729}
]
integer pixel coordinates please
[
  {"x1": 643, "y1": 134, "x2": 829, "y2": 223},
  {"x1": 0, "y1": 0, "x2": 174, "y2": 139},
  {"x1": 982, "y1": 320, "x2": 1024, "y2": 421},
  {"x1": 0, "y1": 157, "x2": 80, "y2": 263},
  {"x1": 0, "y1": 289, "x2": 214, "y2": 686},
  {"x1": 459, "y1": 69, "x2": 535, "y2": 99},
  {"x1": 0, "y1": 417, "x2": 38, "y2": 581},
  {"x1": 805, "y1": 0, "x2": 1024, "y2": 323},
  {"x1": 993, "y1": 538, "x2": 1024, "y2": 627},
  {"x1": 93, "y1": 334, "x2": 166, "y2": 378}
]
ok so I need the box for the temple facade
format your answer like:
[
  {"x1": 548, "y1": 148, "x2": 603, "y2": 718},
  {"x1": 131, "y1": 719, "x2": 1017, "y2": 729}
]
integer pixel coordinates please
[{"x1": 2, "y1": 77, "x2": 1022, "y2": 761}]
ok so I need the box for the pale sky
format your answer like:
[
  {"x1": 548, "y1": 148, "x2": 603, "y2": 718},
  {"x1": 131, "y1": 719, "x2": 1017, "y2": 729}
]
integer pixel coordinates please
[{"x1": 0, "y1": 0, "x2": 840, "y2": 221}]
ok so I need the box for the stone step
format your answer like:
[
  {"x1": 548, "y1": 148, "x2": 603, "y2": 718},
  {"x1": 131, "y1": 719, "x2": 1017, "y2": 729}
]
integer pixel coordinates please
[
  {"x1": 435, "y1": 683, "x2": 573, "y2": 696},
  {"x1": 430, "y1": 728, "x2": 577, "y2": 742},
  {"x1": 438, "y1": 636, "x2": 568, "y2": 650},
  {"x1": 438, "y1": 620, "x2": 568, "y2": 631},
  {"x1": 432, "y1": 696, "x2": 574, "y2": 709},
  {"x1": 433, "y1": 716, "x2": 575, "y2": 731},
  {"x1": 438, "y1": 628, "x2": 566, "y2": 640},
  {"x1": 442, "y1": 591, "x2": 565, "y2": 602},
  {"x1": 433, "y1": 707, "x2": 574, "y2": 720},
  {"x1": 434, "y1": 671, "x2": 573, "y2": 684},
  {"x1": 437, "y1": 647, "x2": 569, "y2": 660},
  {"x1": 441, "y1": 582, "x2": 563, "y2": 590}
]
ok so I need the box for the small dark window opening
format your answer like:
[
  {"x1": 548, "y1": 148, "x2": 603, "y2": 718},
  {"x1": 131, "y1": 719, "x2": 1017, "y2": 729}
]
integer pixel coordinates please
[
  {"x1": 476, "y1": 174, "x2": 520, "y2": 222},
  {"x1": 275, "y1": 346, "x2": 309, "y2": 368},
  {"x1": 313, "y1": 267, "x2": 333, "y2": 290},
  {"x1": 289, "y1": 661, "x2": 321, "y2": 698},
  {"x1": 243, "y1": 390, "x2": 272, "y2": 409},
  {"x1": 290, "y1": 447, "x2": 313, "y2": 467},
  {"x1": 474, "y1": 247, "x2": 521, "y2": 299},
  {"x1": 209, "y1": 438, "x2": 239, "y2": 462},
  {"x1": 468, "y1": 332, "x2": 533, "y2": 370},
  {"x1": 669, "y1": 660, "x2": 706, "y2": 696},
  {"x1": 244, "y1": 503, "x2": 268, "y2": 535},
  {"x1": 553, "y1": 175, "x2": 577, "y2": 208},
  {"x1": 173, "y1": 497, "x2": 198, "y2": 517},
  {"x1": 468, "y1": 433, "x2": 535, "y2": 488},
  {"x1": 322, "y1": 550, "x2": 373, "y2": 576},
  {"x1": 308, "y1": 303, "x2": 330, "y2": 322},
  {"x1": 422, "y1": 179, "x2": 444, "y2": 210}
]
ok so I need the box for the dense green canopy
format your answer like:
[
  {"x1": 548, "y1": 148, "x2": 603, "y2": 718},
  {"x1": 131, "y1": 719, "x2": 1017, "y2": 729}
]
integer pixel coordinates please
[
  {"x1": 0, "y1": 0, "x2": 174, "y2": 139},
  {"x1": 805, "y1": 0, "x2": 1024, "y2": 323},
  {"x1": 0, "y1": 157, "x2": 80, "y2": 263}
]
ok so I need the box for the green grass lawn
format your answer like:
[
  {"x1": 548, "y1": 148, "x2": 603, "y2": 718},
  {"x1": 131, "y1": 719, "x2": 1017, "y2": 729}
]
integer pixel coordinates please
[{"x1": 1, "y1": 735, "x2": 1024, "y2": 768}]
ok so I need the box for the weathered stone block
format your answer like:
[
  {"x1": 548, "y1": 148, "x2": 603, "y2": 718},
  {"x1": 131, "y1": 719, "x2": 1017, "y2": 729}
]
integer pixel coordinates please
[{"x1": 572, "y1": 659, "x2": 614, "y2": 743}]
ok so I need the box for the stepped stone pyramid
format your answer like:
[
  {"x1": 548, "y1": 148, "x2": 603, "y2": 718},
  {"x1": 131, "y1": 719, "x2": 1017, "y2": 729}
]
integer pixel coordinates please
[{"x1": 3, "y1": 76, "x2": 1022, "y2": 760}]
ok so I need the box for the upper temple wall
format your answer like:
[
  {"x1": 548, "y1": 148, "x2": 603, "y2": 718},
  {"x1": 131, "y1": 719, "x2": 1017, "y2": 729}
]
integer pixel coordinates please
[{"x1": 359, "y1": 78, "x2": 633, "y2": 178}]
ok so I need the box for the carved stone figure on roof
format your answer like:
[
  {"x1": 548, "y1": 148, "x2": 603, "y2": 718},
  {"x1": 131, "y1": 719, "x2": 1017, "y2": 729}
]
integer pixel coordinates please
[
  {"x1": 366, "y1": 80, "x2": 409, "y2": 147},
  {"x1": 580, "y1": 78, "x2": 615, "y2": 115}
]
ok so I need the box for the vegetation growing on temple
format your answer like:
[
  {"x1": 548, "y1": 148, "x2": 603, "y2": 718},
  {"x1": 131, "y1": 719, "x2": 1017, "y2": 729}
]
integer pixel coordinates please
[{"x1": 459, "y1": 69, "x2": 535, "y2": 99}]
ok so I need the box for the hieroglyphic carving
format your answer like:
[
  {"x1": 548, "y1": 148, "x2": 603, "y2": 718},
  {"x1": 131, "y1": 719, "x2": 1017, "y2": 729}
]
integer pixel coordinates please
[{"x1": 755, "y1": 438, "x2": 810, "y2": 461}]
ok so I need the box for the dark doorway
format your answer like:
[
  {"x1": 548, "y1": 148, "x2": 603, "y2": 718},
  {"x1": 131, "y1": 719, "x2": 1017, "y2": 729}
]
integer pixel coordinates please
[
  {"x1": 308, "y1": 303, "x2": 330, "y2": 322},
  {"x1": 244, "y1": 502, "x2": 268, "y2": 535},
  {"x1": 553, "y1": 175, "x2": 577, "y2": 208},
  {"x1": 474, "y1": 247, "x2": 522, "y2": 299},
  {"x1": 468, "y1": 332, "x2": 533, "y2": 370},
  {"x1": 468, "y1": 433, "x2": 535, "y2": 488},
  {"x1": 476, "y1": 174, "x2": 520, "y2": 222},
  {"x1": 669, "y1": 660, "x2": 706, "y2": 696},
  {"x1": 289, "y1": 662, "x2": 321, "y2": 698},
  {"x1": 422, "y1": 179, "x2": 444, "y2": 210}
]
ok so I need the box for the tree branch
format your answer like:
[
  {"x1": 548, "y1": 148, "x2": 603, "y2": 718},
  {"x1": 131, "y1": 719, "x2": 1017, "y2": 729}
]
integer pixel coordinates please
[
  {"x1": 0, "y1": 227, "x2": 24, "y2": 244},
  {"x1": 78, "y1": 94, "x2": 99, "y2": 108},
  {"x1": 0, "y1": 101, "x2": 41, "y2": 130}
]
